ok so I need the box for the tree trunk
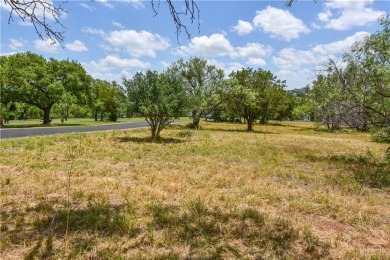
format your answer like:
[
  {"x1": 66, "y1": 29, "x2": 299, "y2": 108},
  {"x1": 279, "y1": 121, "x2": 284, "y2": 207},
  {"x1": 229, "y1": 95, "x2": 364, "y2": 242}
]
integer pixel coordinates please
[
  {"x1": 151, "y1": 122, "x2": 159, "y2": 139},
  {"x1": 247, "y1": 119, "x2": 253, "y2": 131},
  {"x1": 100, "y1": 112, "x2": 104, "y2": 121},
  {"x1": 94, "y1": 111, "x2": 98, "y2": 121},
  {"x1": 42, "y1": 105, "x2": 53, "y2": 125},
  {"x1": 191, "y1": 111, "x2": 200, "y2": 129}
]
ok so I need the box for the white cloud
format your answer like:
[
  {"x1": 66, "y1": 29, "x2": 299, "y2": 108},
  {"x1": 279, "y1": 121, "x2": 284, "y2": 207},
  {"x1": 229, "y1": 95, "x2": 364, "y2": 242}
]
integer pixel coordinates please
[
  {"x1": 65, "y1": 40, "x2": 88, "y2": 52},
  {"x1": 317, "y1": 10, "x2": 332, "y2": 22},
  {"x1": 87, "y1": 55, "x2": 150, "y2": 71},
  {"x1": 79, "y1": 3, "x2": 95, "y2": 12},
  {"x1": 247, "y1": 58, "x2": 266, "y2": 67},
  {"x1": 235, "y1": 43, "x2": 273, "y2": 59},
  {"x1": 275, "y1": 68, "x2": 315, "y2": 89},
  {"x1": 82, "y1": 27, "x2": 106, "y2": 37},
  {"x1": 174, "y1": 34, "x2": 235, "y2": 57},
  {"x1": 112, "y1": 21, "x2": 125, "y2": 29},
  {"x1": 9, "y1": 38, "x2": 25, "y2": 50},
  {"x1": 316, "y1": 0, "x2": 385, "y2": 30},
  {"x1": 253, "y1": 6, "x2": 310, "y2": 41},
  {"x1": 174, "y1": 35, "x2": 272, "y2": 66},
  {"x1": 272, "y1": 31, "x2": 370, "y2": 87},
  {"x1": 82, "y1": 55, "x2": 150, "y2": 82},
  {"x1": 232, "y1": 20, "x2": 254, "y2": 36},
  {"x1": 96, "y1": 0, "x2": 114, "y2": 9},
  {"x1": 207, "y1": 59, "x2": 244, "y2": 75},
  {"x1": 105, "y1": 30, "x2": 170, "y2": 57},
  {"x1": 122, "y1": 0, "x2": 144, "y2": 9},
  {"x1": 34, "y1": 39, "x2": 59, "y2": 53}
]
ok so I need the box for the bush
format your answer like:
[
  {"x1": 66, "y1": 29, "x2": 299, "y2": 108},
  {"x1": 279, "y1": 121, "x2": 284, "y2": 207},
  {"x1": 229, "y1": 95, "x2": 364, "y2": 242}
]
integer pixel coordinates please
[
  {"x1": 370, "y1": 127, "x2": 390, "y2": 143},
  {"x1": 109, "y1": 112, "x2": 117, "y2": 122}
]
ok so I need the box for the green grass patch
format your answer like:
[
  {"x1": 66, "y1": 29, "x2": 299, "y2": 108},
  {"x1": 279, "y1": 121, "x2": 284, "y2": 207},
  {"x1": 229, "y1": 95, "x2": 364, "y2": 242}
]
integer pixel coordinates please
[{"x1": 0, "y1": 117, "x2": 146, "y2": 128}]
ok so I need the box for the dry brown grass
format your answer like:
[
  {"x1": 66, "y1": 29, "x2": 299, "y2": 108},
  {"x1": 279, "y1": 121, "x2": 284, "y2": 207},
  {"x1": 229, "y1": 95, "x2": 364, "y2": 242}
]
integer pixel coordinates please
[{"x1": 1, "y1": 121, "x2": 389, "y2": 259}]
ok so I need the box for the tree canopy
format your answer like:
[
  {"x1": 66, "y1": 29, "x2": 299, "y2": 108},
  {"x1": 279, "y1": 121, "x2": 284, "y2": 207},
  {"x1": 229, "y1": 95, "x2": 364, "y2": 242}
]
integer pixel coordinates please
[
  {"x1": 172, "y1": 57, "x2": 224, "y2": 129},
  {"x1": 0, "y1": 52, "x2": 91, "y2": 124},
  {"x1": 228, "y1": 68, "x2": 289, "y2": 131},
  {"x1": 124, "y1": 69, "x2": 188, "y2": 138}
]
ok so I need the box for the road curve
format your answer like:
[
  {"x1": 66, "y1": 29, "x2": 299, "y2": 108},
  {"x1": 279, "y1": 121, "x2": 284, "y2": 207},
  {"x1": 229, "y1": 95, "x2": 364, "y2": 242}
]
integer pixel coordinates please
[{"x1": 0, "y1": 120, "x2": 188, "y2": 139}]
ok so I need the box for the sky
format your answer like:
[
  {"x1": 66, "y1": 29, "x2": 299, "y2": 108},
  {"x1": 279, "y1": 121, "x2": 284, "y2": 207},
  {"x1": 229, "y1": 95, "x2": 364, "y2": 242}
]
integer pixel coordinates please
[{"x1": 1, "y1": 0, "x2": 389, "y2": 89}]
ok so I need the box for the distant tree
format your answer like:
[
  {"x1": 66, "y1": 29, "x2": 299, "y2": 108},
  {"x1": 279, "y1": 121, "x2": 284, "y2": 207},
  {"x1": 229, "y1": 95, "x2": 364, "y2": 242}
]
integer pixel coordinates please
[
  {"x1": 173, "y1": 57, "x2": 224, "y2": 129},
  {"x1": 89, "y1": 79, "x2": 126, "y2": 122},
  {"x1": 55, "y1": 92, "x2": 77, "y2": 121},
  {"x1": 124, "y1": 69, "x2": 187, "y2": 138},
  {"x1": 0, "y1": 52, "x2": 91, "y2": 124},
  {"x1": 228, "y1": 68, "x2": 288, "y2": 131}
]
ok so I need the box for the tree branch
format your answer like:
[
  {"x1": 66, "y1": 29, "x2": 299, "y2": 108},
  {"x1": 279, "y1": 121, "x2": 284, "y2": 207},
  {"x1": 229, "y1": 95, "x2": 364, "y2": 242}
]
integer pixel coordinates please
[{"x1": 4, "y1": 0, "x2": 67, "y2": 44}]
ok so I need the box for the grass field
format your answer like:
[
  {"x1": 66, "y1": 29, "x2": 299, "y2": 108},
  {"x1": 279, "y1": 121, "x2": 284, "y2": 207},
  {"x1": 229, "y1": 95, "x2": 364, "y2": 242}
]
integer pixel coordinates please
[
  {"x1": 0, "y1": 117, "x2": 146, "y2": 128},
  {"x1": 1, "y1": 121, "x2": 389, "y2": 259}
]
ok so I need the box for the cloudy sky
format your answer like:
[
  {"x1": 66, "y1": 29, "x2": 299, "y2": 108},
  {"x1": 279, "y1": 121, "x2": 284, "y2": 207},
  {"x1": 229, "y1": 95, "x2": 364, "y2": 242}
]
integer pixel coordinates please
[{"x1": 1, "y1": 0, "x2": 388, "y2": 89}]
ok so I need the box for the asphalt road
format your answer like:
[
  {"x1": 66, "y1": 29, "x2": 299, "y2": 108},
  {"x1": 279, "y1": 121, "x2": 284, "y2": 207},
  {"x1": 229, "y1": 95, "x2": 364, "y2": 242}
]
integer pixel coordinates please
[{"x1": 0, "y1": 120, "x2": 187, "y2": 139}]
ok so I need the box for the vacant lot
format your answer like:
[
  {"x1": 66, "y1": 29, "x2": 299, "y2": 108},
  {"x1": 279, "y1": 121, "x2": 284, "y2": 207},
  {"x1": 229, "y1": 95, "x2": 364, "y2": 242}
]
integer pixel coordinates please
[{"x1": 1, "y1": 122, "x2": 389, "y2": 259}]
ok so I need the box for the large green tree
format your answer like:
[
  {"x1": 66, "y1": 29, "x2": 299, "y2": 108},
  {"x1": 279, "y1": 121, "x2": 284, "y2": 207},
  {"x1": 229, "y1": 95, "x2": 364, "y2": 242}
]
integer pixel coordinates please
[
  {"x1": 124, "y1": 69, "x2": 187, "y2": 138},
  {"x1": 173, "y1": 57, "x2": 224, "y2": 129},
  {"x1": 228, "y1": 68, "x2": 288, "y2": 131},
  {"x1": 0, "y1": 52, "x2": 91, "y2": 124}
]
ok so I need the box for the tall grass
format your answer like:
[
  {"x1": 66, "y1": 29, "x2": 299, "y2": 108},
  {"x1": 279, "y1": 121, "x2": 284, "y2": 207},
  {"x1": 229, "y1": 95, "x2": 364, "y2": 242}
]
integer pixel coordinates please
[{"x1": 0, "y1": 121, "x2": 389, "y2": 259}]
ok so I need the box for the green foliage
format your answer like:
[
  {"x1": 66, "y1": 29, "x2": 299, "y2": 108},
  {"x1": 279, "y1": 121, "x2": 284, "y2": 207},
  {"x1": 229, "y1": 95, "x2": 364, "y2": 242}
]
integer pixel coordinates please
[
  {"x1": 172, "y1": 57, "x2": 224, "y2": 129},
  {"x1": 124, "y1": 69, "x2": 188, "y2": 138},
  {"x1": 0, "y1": 52, "x2": 91, "y2": 124},
  {"x1": 227, "y1": 68, "x2": 289, "y2": 130},
  {"x1": 309, "y1": 16, "x2": 390, "y2": 131},
  {"x1": 90, "y1": 79, "x2": 126, "y2": 121},
  {"x1": 370, "y1": 127, "x2": 390, "y2": 143}
]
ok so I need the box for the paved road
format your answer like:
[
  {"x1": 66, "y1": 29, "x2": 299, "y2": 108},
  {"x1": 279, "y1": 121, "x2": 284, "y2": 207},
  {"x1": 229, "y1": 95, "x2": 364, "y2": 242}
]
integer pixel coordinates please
[{"x1": 0, "y1": 120, "x2": 187, "y2": 139}]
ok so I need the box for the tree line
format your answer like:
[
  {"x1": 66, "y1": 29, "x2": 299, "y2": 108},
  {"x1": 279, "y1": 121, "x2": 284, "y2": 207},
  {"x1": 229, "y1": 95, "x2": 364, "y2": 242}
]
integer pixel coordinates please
[
  {"x1": 0, "y1": 54, "x2": 292, "y2": 137},
  {"x1": 293, "y1": 16, "x2": 389, "y2": 143},
  {"x1": 1, "y1": 17, "x2": 388, "y2": 144}
]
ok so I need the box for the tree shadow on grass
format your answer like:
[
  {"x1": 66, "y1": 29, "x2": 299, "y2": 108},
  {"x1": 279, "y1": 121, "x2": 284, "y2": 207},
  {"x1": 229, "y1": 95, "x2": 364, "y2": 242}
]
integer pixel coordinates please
[
  {"x1": 300, "y1": 152, "x2": 390, "y2": 189},
  {"x1": 1, "y1": 199, "x2": 140, "y2": 259},
  {"x1": 204, "y1": 127, "x2": 279, "y2": 135},
  {"x1": 146, "y1": 199, "x2": 330, "y2": 259},
  {"x1": 115, "y1": 136, "x2": 187, "y2": 144},
  {"x1": 2, "y1": 197, "x2": 331, "y2": 259}
]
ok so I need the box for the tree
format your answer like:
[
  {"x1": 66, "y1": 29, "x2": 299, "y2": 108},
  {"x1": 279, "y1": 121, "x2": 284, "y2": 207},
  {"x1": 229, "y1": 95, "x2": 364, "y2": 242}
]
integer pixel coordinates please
[
  {"x1": 173, "y1": 57, "x2": 224, "y2": 129},
  {"x1": 55, "y1": 92, "x2": 77, "y2": 121},
  {"x1": 311, "y1": 16, "x2": 390, "y2": 133},
  {"x1": 102, "y1": 81, "x2": 125, "y2": 122},
  {"x1": 89, "y1": 79, "x2": 125, "y2": 122},
  {"x1": 0, "y1": 52, "x2": 91, "y2": 124},
  {"x1": 228, "y1": 68, "x2": 287, "y2": 131},
  {"x1": 124, "y1": 69, "x2": 187, "y2": 138}
]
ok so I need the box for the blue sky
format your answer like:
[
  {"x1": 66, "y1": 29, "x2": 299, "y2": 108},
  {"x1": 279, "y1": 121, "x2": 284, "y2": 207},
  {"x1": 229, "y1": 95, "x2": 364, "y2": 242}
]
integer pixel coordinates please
[{"x1": 1, "y1": 0, "x2": 389, "y2": 89}]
